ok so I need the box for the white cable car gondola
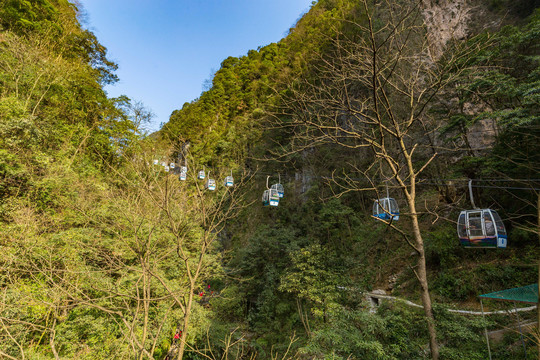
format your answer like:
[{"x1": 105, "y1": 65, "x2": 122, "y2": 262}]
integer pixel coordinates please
[
  {"x1": 271, "y1": 174, "x2": 284, "y2": 198},
  {"x1": 206, "y1": 178, "x2": 216, "y2": 191},
  {"x1": 179, "y1": 166, "x2": 187, "y2": 181},
  {"x1": 153, "y1": 159, "x2": 159, "y2": 165},
  {"x1": 198, "y1": 166, "x2": 205, "y2": 180},
  {"x1": 262, "y1": 176, "x2": 279, "y2": 207},
  {"x1": 164, "y1": 165, "x2": 170, "y2": 172},
  {"x1": 262, "y1": 189, "x2": 279, "y2": 207},
  {"x1": 170, "y1": 162, "x2": 175, "y2": 169},
  {"x1": 372, "y1": 197, "x2": 399, "y2": 221},
  {"x1": 457, "y1": 180, "x2": 507, "y2": 248},
  {"x1": 224, "y1": 170, "x2": 234, "y2": 187}
]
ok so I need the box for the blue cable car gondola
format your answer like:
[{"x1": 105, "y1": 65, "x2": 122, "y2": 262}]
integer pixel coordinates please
[
  {"x1": 457, "y1": 209, "x2": 507, "y2": 248},
  {"x1": 372, "y1": 197, "x2": 399, "y2": 221}
]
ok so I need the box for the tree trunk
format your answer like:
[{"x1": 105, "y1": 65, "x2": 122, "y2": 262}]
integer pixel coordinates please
[
  {"x1": 537, "y1": 193, "x2": 539, "y2": 360},
  {"x1": 409, "y1": 198, "x2": 439, "y2": 360},
  {"x1": 176, "y1": 290, "x2": 194, "y2": 360},
  {"x1": 140, "y1": 269, "x2": 150, "y2": 360},
  {"x1": 49, "y1": 316, "x2": 60, "y2": 360}
]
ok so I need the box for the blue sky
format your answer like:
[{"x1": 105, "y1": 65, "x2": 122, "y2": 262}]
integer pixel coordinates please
[{"x1": 79, "y1": 1, "x2": 314, "y2": 132}]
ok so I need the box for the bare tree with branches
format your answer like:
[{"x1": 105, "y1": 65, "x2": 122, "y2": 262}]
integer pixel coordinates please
[{"x1": 272, "y1": 1, "x2": 485, "y2": 358}]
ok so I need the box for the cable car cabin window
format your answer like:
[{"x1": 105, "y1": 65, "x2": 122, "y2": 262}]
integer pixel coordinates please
[
  {"x1": 373, "y1": 201, "x2": 381, "y2": 215},
  {"x1": 389, "y1": 198, "x2": 398, "y2": 213},
  {"x1": 380, "y1": 199, "x2": 388, "y2": 214},
  {"x1": 467, "y1": 212, "x2": 483, "y2": 237},
  {"x1": 457, "y1": 213, "x2": 467, "y2": 238},
  {"x1": 374, "y1": 199, "x2": 388, "y2": 214},
  {"x1": 491, "y1": 210, "x2": 506, "y2": 236},
  {"x1": 483, "y1": 211, "x2": 496, "y2": 236}
]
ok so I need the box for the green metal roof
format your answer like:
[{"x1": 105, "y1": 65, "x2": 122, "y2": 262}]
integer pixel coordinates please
[{"x1": 478, "y1": 284, "x2": 538, "y2": 304}]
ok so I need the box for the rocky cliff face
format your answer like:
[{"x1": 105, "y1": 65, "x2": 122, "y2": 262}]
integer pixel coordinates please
[
  {"x1": 421, "y1": 0, "x2": 473, "y2": 59},
  {"x1": 421, "y1": 0, "x2": 535, "y2": 59},
  {"x1": 421, "y1": 0, "x2": 504, "y2": 154}
]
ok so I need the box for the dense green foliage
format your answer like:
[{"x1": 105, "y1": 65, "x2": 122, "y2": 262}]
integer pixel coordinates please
[{"x1": 0, "y1": 0, "x2": 539, "y2": 359}]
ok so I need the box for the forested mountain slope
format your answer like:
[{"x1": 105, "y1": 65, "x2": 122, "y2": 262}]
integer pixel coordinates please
[
  {"x1": 162, "y1": 0, "x2": 540, "y2": 359},
  {"x1": 0, "y1": 0, "x2": 539, "y2": 359}
]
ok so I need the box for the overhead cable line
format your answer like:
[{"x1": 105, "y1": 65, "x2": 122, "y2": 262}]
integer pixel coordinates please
[{"x1": 246, "y1": 172, "x2": 540, "y2": 191}]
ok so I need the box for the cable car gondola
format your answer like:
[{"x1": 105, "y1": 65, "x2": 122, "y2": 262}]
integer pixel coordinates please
[
  {"x1": 153, "y1": 159, "x2": 159, "y2": 165},
  {"x1": 179, "y1": 166, "x2": 187, "y2": 181},
  {"x1": 206, "y1": 178, "x2": 216, "y2": 191},
  {"x1": 198, "y1": 166, "x2": 205, "y2": 180},
  {"x1": 457, "y1": 180, "x2": 507, "y2": 248},
  {"x1": 262, "y1": 189, "x2": 279, "y2": 207},
  {"x1": 372, "y1": 197, "x2": 399, "y2": 221},
  {"x1": 224, "y1": 170, "x2": 234, "y2": 187},
  {"x1": 170, "y1": 162, "x2": 175, "y2": 169},
  {"x1": 457, "y1": 209, "x2": 507, "y2": 248},
  {"x1": 262, "y1": 176, "x2": 279, "y2": 206},
  {"x1": 271, "y1": 174, "x2": 284, "y2": 198}
]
